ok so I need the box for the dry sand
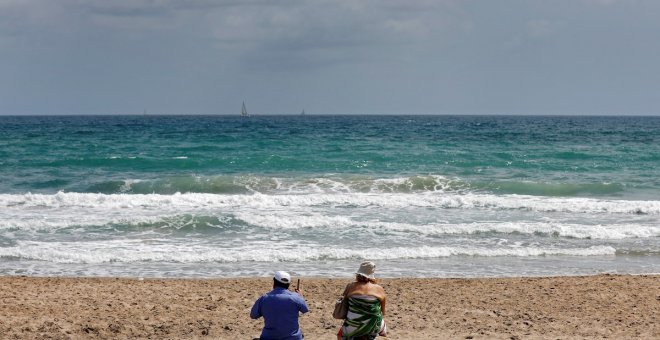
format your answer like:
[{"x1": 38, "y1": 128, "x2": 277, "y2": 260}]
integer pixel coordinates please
[{"x1": 0, "y1": 274, "x2": 658, "y2": 339}]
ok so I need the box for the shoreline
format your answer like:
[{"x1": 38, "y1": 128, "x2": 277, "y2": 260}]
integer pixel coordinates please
[{"x1": 1, "y1": 274, "x2": 658, "y2": 339}]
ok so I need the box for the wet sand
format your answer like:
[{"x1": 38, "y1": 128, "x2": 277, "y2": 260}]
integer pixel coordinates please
[{"x1": 0, "y1": 274, "x2": 658, "y2": 339}]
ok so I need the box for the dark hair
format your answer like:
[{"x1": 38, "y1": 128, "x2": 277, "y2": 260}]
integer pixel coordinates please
[
  {"x1": 273, "y1": 278, "x2": 291, "y2": 289},
  {"x1": 356, "y1": 274, "x2": 376, "y2": 284}
]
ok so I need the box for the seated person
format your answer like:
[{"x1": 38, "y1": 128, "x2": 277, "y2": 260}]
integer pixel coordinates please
[{"x1": 337, "y1": 261, "x2": 387, "y2": 340}]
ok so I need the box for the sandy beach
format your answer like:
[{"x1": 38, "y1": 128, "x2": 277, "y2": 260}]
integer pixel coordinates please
[{"x1": 0, "y1": 274, "x2": 657, "y2": 339}]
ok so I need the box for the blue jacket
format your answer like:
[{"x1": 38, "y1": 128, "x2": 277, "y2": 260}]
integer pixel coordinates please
[{"x1": 250, "y1": 287, "x2": 309, "y2": 340}]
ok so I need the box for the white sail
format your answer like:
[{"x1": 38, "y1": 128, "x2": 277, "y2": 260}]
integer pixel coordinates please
[{"x1": 241, "y1": 102, "x2": 249, "y2": 117}]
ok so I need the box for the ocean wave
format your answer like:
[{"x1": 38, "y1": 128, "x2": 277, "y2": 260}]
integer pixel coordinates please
[
  {"x1": 2, "y1": 191, "x2": 659, "y2": 215},
  {"x1": 0, "y1": 242, "x2": 618, "y2": 264},
  {"x1": 475, "y1": 181, "x2": 624, "y2": 196},
  {"x1": 2, "y1": 210, "x2": 657, "y2": 240},
  {"x1": 0, "y1": 214, "x2": 240, "y2": 233},
  {"x1": 77, "y1": 175, "x2": 627, "y2": 197},
  {"x1": 82, "y1": 175, "x2": 466, "y2": 195},
  {"x1": 232, "y1": 213, "x2": 660, "y2": 240}
]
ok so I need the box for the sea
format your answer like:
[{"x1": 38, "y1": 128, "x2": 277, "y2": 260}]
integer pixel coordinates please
[{"x1": 1, "y1": 115, "x2": 659, "y2": 278}]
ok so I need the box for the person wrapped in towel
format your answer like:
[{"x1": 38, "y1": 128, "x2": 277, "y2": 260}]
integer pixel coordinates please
[{"x1": 337, "y1": 261, "x2": 388, "y2": 340}]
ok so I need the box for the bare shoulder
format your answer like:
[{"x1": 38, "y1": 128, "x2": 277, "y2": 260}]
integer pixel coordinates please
[
  {"x1": 374, "y1": 283, "x2": 386, "y2": 296},
  {"x1": 344, "y1": 282, "x2": 357, "y2": 295}
]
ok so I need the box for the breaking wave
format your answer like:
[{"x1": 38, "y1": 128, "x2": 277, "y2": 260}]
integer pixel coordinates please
[
  {"x1": 2, "y1": 191, "x2": 659, "y2": 215},
  {"x1": 0, "y1": 242, "x2": 618, "y2": 264},
  {"x1": 76, "y1": 175, "x2": 627, "y2": 197}
]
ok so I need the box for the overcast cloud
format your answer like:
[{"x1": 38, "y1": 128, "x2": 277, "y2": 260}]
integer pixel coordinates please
[{"x1": 1, "y1": 0, "x2": 659, "y2": 115}]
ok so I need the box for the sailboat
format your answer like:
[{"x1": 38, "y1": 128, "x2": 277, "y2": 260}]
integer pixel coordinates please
[
  {"x1": 300, "y1": 109, "x2": 305, "y2": 116},
  {"x1": 241, "y1": 101, "x2": 250, "y2": 117}
]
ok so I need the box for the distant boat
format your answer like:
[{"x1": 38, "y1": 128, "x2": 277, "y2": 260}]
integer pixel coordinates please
[
  {"x1": 241, "y1": 101, "x2": 250, "y2": 117},
  {"x1": 300, "y1": 109, "x2": 305, "y2": 116}
]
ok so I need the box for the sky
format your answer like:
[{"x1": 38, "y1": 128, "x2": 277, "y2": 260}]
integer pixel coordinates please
[{"x1": 1, "y1": 0, "x2": 659, "y2": 115}]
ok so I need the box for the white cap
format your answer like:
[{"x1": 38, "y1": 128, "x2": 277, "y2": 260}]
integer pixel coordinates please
[{"x1": 274, "y1": 271, "x2": 291, "y2": 284}]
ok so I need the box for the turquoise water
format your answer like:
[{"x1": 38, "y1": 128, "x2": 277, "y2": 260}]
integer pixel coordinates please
[{"x1": 0, "y1": 115, "x2": 659, "y2": 277}]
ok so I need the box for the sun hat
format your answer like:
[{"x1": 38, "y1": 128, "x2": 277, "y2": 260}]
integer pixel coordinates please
[
  {"x1": 355, "y1": 261, "x2": 376, "y2": 279},
  {"x1": 274, "y1": 271, "x2": 291, "y2": 284}
]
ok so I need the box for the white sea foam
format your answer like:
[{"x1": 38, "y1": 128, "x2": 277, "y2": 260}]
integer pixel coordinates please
[
  {"x1": 234, "y1": 213, "x2": 660, "y2": 239},
  {"x1": 367, "y1": 221, "x2": 660, "y2": 239},
  {"x1": 2, "y1": 204, "x2": 657, "y2": 240},
  {"x1": 118, "y1": 179, "x2": 142, "y2": 193},
  {"x1": 2, "y1": 192, "x2": 660, "y2": 242},
  {"x1": 1, "y1": 192, "x2": 660, "y2": 214},
  {"x1": 0, "y1": 241, "x2": 617, "y2": 264}
]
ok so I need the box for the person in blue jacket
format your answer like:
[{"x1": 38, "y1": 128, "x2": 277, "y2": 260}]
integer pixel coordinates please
[{"x1": 250, "y1": 271, "x2": 309, "y2": 340}]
